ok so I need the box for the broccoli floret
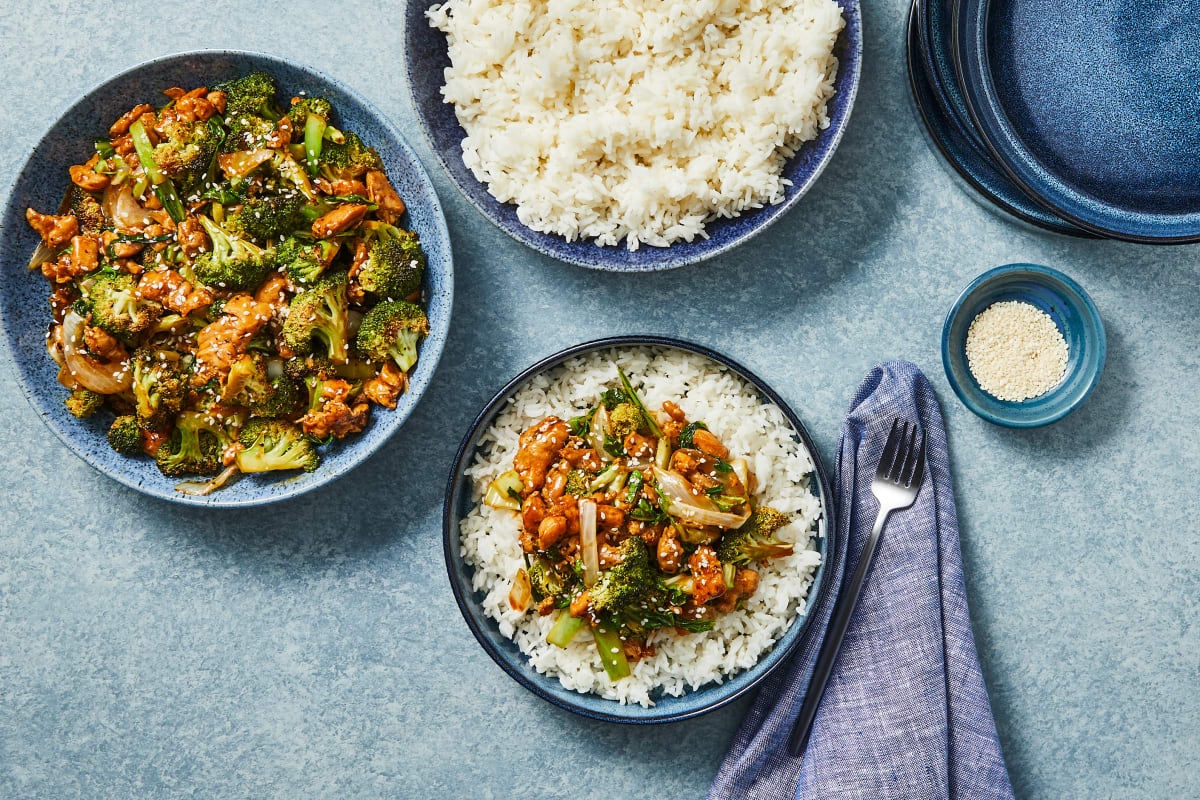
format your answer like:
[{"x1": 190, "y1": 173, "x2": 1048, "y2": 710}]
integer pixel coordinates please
[
  {"x1": 154, "y1": 116, "x2": 221, "y2": 180},
  {"x1": 107, "y1": 414, "x2": 142, "y2": 454},
  {"x1": 82, "y1": 270, "x2": 164, "y2": 337},
  {"x1": 70, "y1": 187, "x2": 105, "y2": 236},
  {"x1": 607, "y1": 403, "x2": 644, "y2": 440},
  {"x1": 130, "y1": 348, "x2": 187, "y2": 432},
  {"x1": 223, "y1": 353, "x2": 302, "y2": 417},
  {"x1": 716, "y1": 507, "x2": 794, "y2": 565},
  {"x1": 357, "y1": 230, "x2": 425, "y2": 300},
  {"x1": 276, "y1": 236, "x2": 339, "y2": 285},
  {"x1": 65, "y1": 388, "x2": 104, "y2": 418},
  {"x1": 221, "y1": 114, "x2": 276, "y2": 153},
  {"x1": 563, "y1": 469, "x2": 591, "y2": 497},
  {"x1": 281, "y1": 271, "x2": 351, "y2": 364},
  {"x1": 528, "y1": 555, "x2": 569, "y2": 601},
  {"x1": 319, "y1": 131, "x2": 381, "y2": 180},
  {"x1": 225, "y1": 195, "x2": 305, "y2": 242},
  {"x1": 193, "y1": 215, "x2": 274, "y2": 291},
  {"x1": 354, "y1": 300, "x2": 429, "y2": 372},
  {"x1": 155, "y1": 410, "x2": 229, "y2": 477},
  {"x1": 288, "y1": 97, "x2": 337, "y2": 175},
  {"x1": 214, "y1": 72, "x2": 281, "y2": 120},
  {"x1": 235, "y1": 417, "x2": 320, "y2": 473},
  {"x1": 589, "y1": 538, "x2": 657, "y2": 616}
]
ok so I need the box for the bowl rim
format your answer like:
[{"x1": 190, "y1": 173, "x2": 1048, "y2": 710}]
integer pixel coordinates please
[
  {"x1": 952, "y1": 0, "x2": 1200, "y2": 244},
  {"x1": 0, "y1": 48, "x2": 455, "y2": 507},
  {"x1": 940, "y1": 263, "x2": 1106, "y2": 428},
  {"x1": 441, "y1": 334, "x2": 837, "y2": 723},
  {"x1": 404, "y1": 1, "x2": 863, "y2": 271}
]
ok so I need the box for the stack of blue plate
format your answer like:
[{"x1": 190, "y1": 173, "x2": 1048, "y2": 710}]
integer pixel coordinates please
[{"x1": 907, "y1": 0, "x2": 1200, "y2": 243}]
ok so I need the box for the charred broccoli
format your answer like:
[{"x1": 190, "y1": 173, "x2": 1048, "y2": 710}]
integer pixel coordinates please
[
  {"x1": 222, "y1": 114, "x2": 276, "y2": 153},
  {"x1": 82, "y1": 270, "x2": 164, "y2": 337},
  {"x1": 276, "y1": 235, "x2": 339, "y2": 285},
  {"x1": 107, "y1": 414, "x2": 142, "y2": 454},
  {"x1": 65, "y1": 388, "x2": 104, "y2": 418},
  {"x1": 155, "y1": 410, "x2": 230, "y2": 477},
  {"x1": 154, "y1": 116, "x2": 221, "y2": 180},
  {"x1": 357, "y1": 226, "x2": 424, "y2": 300},
  {"x1": 589, "y1": 538, "x2": 656, "y2": 616},
  {"x1": 280, "y1": 271, "x2": 351, "y2": 364},
  {"x1": 193, "y1": 215, "x2": 274, "y2": 291},
  {"x1": 716, "y1": 507, "x2": 794, "y2": 565},
  {"x1": 607, "y1": 403, "x2": 643, "y2": 440},
  {"x1": 130, "y1": 348, "x2": 187, "y2": 432},
  {"x1": 223, "y1": 353, "x2": 302, "y2": 417},
  {"x1": 527, "y1": 555, "x2": 570, "y2": 602},
  {"x1": 354, "y1": 300, "x2": 429, "y2": 372},
  {"x1": 564, "y1": 469, "x2": 590, "y2": 497},
  {"x1": 225, "y1": 194, "x2": 306, "y2": 242},
  {"x1": 235, "y1": 417, "x2": 320, "y2": 473},
  {"x1": 320, "y1": 131, "x2": 381, "y2": 180},
  {"x1": 214, "y1": 72, "x2": 281, "y2": 120},
  {"x1": 69, "y1": 187, "x2": 105, "y2": 237}
]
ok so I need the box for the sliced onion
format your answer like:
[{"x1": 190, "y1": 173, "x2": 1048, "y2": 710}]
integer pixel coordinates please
[
  {"x1": 218, "y1": 149, "x2": 274, "y2": 179},
  {"x1": 508, "y1": 567, "x2": 532, "y2": 613},
  {"x1": 102, "y1": 183, "x2": 152, "y2": 228},
  {"x1": 46, "y1": 325, "x2": 65, "y2": 367},
  {"x1": 61, "y1": 310, "x2": 132, "y2": 394},
  {"x1": 579, "y1": 498, "x2": 599, "y2": 587},
  {"x1": 588, "y1": 404, "x2": 610, "y2": 459},
  {"x1": 652, "y1": 468, "x2": 751, "y2": 530},
  {"x1": 175, "y1": 465, "x2": 240, "y2": 496}
]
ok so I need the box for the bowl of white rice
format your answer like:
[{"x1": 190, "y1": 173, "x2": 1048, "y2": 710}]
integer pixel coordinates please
[
  {"x1": 442, "y1": 336, "x2": 835, "y2": 722},
  {"x1": 406, "y1": 0, "x2": 863, "y2": 271}
]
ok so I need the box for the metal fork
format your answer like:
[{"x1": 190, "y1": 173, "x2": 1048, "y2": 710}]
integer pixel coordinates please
[{"x1": 787, "y1": 417, "x2": 927, "y2": 757}]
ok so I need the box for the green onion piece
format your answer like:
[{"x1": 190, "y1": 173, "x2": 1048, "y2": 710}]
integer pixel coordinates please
[
  {"x1": 153, "y1": 180, "x2": 186, "y2": 223},
  {"x1": 94, "y1": 138, "x2": 116, "y2": 158},
  {"x1": 128, "y1": 119, "x2": 163, "y2": 184},
  {"x1": 616, "y1": 366, "x2": 662, "y2": 438},
  {"x1": 624, "y1": 470, "x2": 644, "y2": 505},
  {"x1": 546, "y1": 611, "x2": 584, "y2": 648},
  {"x1": 304, "y1": 113, "x2": 327, "y2": 176},
  {"x1": 591, "y1": 619, "x2": 630, "y2": 681}
]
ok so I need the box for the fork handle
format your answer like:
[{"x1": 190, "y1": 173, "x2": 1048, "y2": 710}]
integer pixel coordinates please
[{"x1": 787, "y1": 507, "x2": 890, "y2": 757}]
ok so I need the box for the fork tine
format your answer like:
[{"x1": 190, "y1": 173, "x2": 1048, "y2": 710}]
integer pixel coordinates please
[
  {"x1": 889, "y1": 421, "x2": 915, "y2": 482},
  {"x1": 875, "y1": 419, "x2": 902, "y2": 480},
  {"x1": 906, "y1": 429, "x2": 927, "y2": 488}
]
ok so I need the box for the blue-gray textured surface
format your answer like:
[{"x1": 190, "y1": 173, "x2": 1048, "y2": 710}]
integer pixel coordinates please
[{"x1": 0, "y1": 2, "x2": 1196, "y2": 798}]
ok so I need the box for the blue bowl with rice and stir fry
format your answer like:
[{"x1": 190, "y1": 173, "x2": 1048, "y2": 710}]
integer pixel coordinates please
[
  {"x1": 0, "y1": 50, "x2": 452, "y2": 506},
  {"x1": 443, "y1": 336, "x2": 835, "y2": 722}
]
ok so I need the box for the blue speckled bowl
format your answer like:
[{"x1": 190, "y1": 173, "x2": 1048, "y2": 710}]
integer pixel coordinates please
[
  {"x1": 905, "y1": 5, "x2": 1088, "y2": 237},
  {"x1": 942, "y1": 264, "x2": 1105, "y2": 428},
  {"x1": 954, "y1": 0, "x2": 1200, "y2": 243},
  {"x1": 404, "y1": 3, "x2": 862, "y2": 271},
  {"x1": 442, "y1": 336, "x2": 835, "y2": 722},
  {"x1": 0, "y1": 50, "x2": 453, "y2": 507}
]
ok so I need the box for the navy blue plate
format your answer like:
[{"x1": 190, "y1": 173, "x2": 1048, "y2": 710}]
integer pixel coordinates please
[
  {"x1": 443, "y1": 336, "x2": 836, "y2": 722},
  {"x1": 955, "y1": 0, "x2": 1200, "y2": 243},
  {"x1": 905, "y1": 5, "x2": 1088, "y2": 237},
  {"x1": 916, "y1": 0, "x2": 988, "y2": 157},
  {"x1": 942, "y1": 264, "x2": 1106, "y2": 427},
  {"x1": 404, "y1": 3, "x2": 862, "y2": 271},
  {"x1": 0, "y1": 51, "x2": 454, "y2": 506}
]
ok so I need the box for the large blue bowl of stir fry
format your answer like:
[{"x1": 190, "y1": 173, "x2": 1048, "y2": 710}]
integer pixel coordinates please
[
  {"x1": 444, "y1": 336, "x2": 835, "y2": 722},
  {"x1": 0, "y1": 51, "x2": 452, "y2": 506}
]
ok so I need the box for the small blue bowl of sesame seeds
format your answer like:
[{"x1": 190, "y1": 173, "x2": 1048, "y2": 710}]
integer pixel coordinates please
[
  {"x1": 942, "y1": 263, "x2": 1105, "y2": 428},
  {"x1": 0, "y1": 50, "x2": 453, "y2": 506}
]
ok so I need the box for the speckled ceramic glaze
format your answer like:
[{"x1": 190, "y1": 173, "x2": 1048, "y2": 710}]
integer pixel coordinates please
[
  {"x1": 942, "y1": 264, "x2": 1106, "y2": 428},
  {"x1": 905, "y1": 6, "x2": 1088, "y2": 237},
  {"x1": 916, "y1": 0, "x2": 985, "y2": 156},
  {"x1": 404, "y1": 2, "x2": 862, "y2": 271},
  {"x1": 954, "y1": 0, "x2": 1200, "y2": 242},
  {"x1": 442, "y1": 336, "x2": 835, "y2": 722},
  {"x1": 0, "y1": 50, "x2": 453, "y2": 507}
]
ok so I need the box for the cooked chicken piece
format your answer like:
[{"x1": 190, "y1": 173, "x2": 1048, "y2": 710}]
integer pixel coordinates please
[
  {"x1": 311, "y1": 203, "x2": 367, "y2": 238},
  {"x1": 299, "y1": 379, "x2": 370, "y2": 439},
  {"x1": 109, "y1": 104, "x2": 153, "y2": 137},
  {"x1": 26, "y1": 208, "x2": 78, "y2": 249},
  {"x1": 83, "y1": 324, "x2": 126, "y2": 362},
  {"x1": 136, "y1": 269, "x2": 213, "y2": 316},
  {"x1": 361, "y1": 361, "x2": 408, "y2": 408},
  {"x1": 365, "y1": 169, "x2": 406, "y2": 224},
  {"x1": 514, "y1": 416, "x2": 570, "y2": 492},
  {"x1": 688, "y1": 545, "x2": 726, "y2": 604},
  {"x1": 193, "y1": 293, "x2": 272, "y2": 385}
]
